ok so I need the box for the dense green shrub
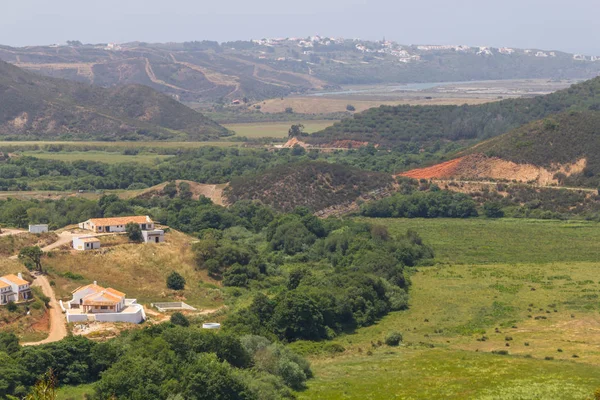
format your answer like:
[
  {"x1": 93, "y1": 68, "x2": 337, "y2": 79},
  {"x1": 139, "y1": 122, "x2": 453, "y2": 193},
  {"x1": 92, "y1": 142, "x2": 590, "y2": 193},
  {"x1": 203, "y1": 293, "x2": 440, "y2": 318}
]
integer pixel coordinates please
[
  {"x1": 166, "y1": 271, "x2": 186, "y2": 290},
  {"x1": 385, "y1": 331, "x2": 403, "y2": 346}
]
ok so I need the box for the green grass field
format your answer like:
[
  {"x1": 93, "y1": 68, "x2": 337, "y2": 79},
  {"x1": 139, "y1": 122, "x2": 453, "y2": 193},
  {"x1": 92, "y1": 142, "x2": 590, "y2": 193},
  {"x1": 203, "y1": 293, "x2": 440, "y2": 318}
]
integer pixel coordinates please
[
  {"x1": 20, "y1": 151, "x2": 173, "y2": 165},
  {"x1": 0, "y1": 140, "x2": 240, "y2": 149},
  {"x1": 224, "y1": 120, "x2": 335, "y2": 138},
  {"x1": 362, "y1": 217, "x2": 600, "y2": 265},
  {"x1": 297, "y1": 217, "x2": 600, "y2": 399},
  {"x1": 56, "y1": 384, "x2": 94, "y2": 400}
]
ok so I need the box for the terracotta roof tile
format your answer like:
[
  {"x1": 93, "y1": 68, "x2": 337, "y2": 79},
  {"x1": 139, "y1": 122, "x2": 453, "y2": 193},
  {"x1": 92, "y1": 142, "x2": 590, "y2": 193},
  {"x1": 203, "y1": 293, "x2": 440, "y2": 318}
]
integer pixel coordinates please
[
  {"x1": 1, "y1": 274, "x2": 29, "y2": 286},
  {"x1": 88, "y1": 216, "x2": 152, "y2": 226}
]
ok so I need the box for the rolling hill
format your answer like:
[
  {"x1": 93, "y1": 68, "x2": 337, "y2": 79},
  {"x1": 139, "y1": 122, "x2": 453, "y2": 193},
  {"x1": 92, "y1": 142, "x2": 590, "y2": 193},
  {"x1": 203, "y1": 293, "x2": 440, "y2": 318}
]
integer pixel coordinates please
[
  {"x1": 225, "y1": 161, "x2": 394, "y2": 212},
  {"x1": 306, "y1": 76, "x2": 600, "y2": 148},
  {"x1": 401, "y1": 110, "x2": 600, "y2": 188},
  {"x1": 0, "y1": 60, "x2": 229, "y2": 140},
  {"x1": 2, "y1": 39, "x2": 600, "y2": 104}
]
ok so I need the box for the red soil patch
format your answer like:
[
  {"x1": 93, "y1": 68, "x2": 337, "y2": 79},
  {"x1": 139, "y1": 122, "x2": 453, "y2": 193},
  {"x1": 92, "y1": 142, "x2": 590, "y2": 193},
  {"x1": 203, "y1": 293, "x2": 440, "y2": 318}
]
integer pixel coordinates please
[
  {"x1": 400, "y1": 157, "x2": 465, "y2": 179},
  {"x1": 31, "y1": 309, "x2": 50, "y2": 333}
]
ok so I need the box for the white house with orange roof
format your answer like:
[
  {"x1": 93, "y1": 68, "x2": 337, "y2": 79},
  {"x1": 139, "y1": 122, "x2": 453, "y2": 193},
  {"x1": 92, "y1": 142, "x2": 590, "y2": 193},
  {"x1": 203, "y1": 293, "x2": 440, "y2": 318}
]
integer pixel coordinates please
[
  {"x1": 73, "y1": 236, "x2": 101, "y2": 251},
  {"x1": 64, "y1": 281, "x2": 145, "y2": 323},
  {"x1": 78, "y1": 216, "x2": 154, "y2": 233},
  {"x1": 0, "y1": 273, "x2": 32, "y2": 304}
]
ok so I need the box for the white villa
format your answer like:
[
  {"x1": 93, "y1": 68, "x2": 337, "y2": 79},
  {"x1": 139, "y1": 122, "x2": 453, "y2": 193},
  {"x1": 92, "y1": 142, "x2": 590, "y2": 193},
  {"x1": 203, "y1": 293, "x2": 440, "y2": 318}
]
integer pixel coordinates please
[
  {"x1": 142, "y1": 229, "x2": 165, "y2": 244},
  {"x1": 72, "y1": 236, "x2": 101, "y2": 251},
  {"x1": 78, "y1": 216, "x2": 154, "y2": 233},
  {"x1": 0, "y1": 273, "x2": 32, "y2": 305},
  {"x1": 63, "y1": 282, "x2": 145, "y2": 323},
  {"x1": 68, "y1": 282, "x2": 126, "y2": 313}
]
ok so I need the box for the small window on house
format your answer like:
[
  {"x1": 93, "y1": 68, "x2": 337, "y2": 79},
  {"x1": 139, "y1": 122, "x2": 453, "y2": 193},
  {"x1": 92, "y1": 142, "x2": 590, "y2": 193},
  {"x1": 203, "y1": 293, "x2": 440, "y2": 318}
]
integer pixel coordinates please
[{"x1": 101, "y1": 306, "x2": 108, "y2": 310}]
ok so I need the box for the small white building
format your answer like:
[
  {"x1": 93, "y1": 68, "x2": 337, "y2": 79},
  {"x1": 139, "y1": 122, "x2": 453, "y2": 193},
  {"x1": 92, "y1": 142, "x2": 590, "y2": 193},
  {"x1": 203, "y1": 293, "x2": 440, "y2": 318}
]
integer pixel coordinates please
[
  {"x1": 0, "y1": 273, "x2": 32, "y2": 304},
  {"x1": 29, "y1": 224, "x2": 49, "y2": 234},
  {"x1": 142, "y1": 229, "x2": 165, "y2": 244},
  {"x1": 78, "y1": 216, "x2": 154, "y2": 233},
  {"x1": 73, "y1": 236, "x2": 101, "y2": 251},
  {"x1": 65, "y1": 282, "x2": 145, "y2": 323}
]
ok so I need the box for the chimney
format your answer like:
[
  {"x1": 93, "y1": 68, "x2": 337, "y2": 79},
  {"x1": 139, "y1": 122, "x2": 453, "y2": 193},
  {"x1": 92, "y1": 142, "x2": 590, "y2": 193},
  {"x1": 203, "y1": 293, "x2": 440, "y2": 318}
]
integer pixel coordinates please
[
  {"x1": 18, "y1": 273, "x2": 23, "y2": 279},
  {"x1": 94, "y1": 281, "x2": 97, "y2": 286}
]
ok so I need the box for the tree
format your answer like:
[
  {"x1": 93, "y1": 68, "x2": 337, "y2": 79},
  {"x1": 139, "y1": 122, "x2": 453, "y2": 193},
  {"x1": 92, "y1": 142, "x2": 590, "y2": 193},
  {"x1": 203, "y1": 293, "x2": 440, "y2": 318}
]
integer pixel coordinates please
[
  {"x1": 346, "y1": 104, "x2": 356, "y2": 111},
  {"x1": 178, "y1": 182, "x2": 193, "y2": 200},
  {"x1": 272, "y1": 292, "x2": 325, "y2": 341},
  {"x1": 484, "y1": 202, "x2": 505, "y2": 218},
  {"x1": 25, "y1": 369, "x2": 57, "y2": 400},
  {"x1": 285, "y1": 107, "x2": 294, "y2": 114},
  {"x1": 163, "y1": 181, "x2": 178, "y2": 198},
  {"x1": 170, "y1": 312, "x2": 190, "y2": 327},
  {"x1": 19, "y1": 246, "x2": 43, "y2": 272},
  {"x1": 125, "y1": 222, "x2": 143, "y2": 242},
  {"x1": 288, "y1": 124, "x2": 306, "y2": 138},
  {"x1": 0, "y1": 332, "x2": 20, "y2": 355},
  {"x1": 167, "y1": 271, "x2": 186, "y2": 290}
]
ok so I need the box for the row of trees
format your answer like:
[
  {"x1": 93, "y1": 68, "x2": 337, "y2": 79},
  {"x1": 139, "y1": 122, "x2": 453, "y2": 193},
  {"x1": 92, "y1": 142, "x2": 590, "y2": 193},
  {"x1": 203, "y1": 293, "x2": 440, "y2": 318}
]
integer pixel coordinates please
[{"x1": 0, "y1": 322, "x2": 310, "y2": 399}]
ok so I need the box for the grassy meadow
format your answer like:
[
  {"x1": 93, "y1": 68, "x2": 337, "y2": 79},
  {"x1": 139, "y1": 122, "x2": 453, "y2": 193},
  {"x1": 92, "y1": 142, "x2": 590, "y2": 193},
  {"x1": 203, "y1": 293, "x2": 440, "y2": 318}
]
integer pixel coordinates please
[
  {"x1": 258, "y1": 96, "x2": 493, "y2": 114},
  {"x1": 44, "y1": 230, "x2": 223, "y2": 310},
  {"x1": 224, "y1": 120, "x2": 335, "y2": 138},
  {"x1": 19, "y1": 151, "x2": 173, "y2": 165},
  {"x1": 297, "y1": 217, "x2": 600, "y2": 399}
]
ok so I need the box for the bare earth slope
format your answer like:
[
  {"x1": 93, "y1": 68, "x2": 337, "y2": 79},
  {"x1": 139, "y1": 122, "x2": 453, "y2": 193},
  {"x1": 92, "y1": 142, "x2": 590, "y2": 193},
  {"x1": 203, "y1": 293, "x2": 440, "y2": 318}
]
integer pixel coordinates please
[{"x1": 401, "y1": 111, "x2": 600, "y2": 187}]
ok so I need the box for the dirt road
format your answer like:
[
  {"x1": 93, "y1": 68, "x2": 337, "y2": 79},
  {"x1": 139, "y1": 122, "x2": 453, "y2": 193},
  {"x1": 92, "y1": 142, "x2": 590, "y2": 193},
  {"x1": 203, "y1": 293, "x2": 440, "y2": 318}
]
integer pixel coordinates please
[
  {"x1": 0, "y1": 228, "x2": 26, "y2": 237},
  {"x1": 15, "y1": 231, "x2": 78, "y2": 345},
  {"x1": 21, "y1": 273, "x2": 68, "y2": 346}
]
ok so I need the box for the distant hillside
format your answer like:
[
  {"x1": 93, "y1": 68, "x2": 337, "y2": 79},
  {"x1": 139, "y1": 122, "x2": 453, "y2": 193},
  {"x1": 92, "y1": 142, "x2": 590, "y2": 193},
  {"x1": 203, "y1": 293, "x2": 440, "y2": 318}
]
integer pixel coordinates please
[
  {"x1": 133, "y1": 180, "x2": 226, "y2": 205},
  {"x1": 401, "y1": 111, "x2": 600, "y2": 188},
  {"x1": 2, "y1": 39, "x2": 600, "y2": 104},
  {"x1": 225, "y1": 161, "x2": 394, "y2": 212},
  {"x1": 0, "y1": 60, "x2": 228, "y2": 140},
  {"x1": 306, "y1": 76, "x2": 600, "y2": 148}
]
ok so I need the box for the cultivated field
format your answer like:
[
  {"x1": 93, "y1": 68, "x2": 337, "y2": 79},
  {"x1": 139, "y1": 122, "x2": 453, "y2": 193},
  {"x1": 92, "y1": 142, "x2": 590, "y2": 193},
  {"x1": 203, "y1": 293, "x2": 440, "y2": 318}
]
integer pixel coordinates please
[
  {"x1": 298, "y1": 218, "x2": 600, "y2": 399},
  {"x1": 224, "y1": 120, "x2": 336, "y2": 138},
  {"x1": 0, "y1": 140, "x2": 240, "y2": 150},
  {"x1": 257, "y1": 96, "x2": 493, "y2": 114},
  {"x1": 20, "y1": 151, "x2": 173, "y2": 165}
]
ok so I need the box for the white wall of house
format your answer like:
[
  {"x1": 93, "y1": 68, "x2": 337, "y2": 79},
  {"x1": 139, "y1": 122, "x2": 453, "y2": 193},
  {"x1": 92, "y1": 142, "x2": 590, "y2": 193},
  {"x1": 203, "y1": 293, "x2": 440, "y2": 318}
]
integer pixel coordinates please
[
  {"x1": 0, "y1": 285, "x2": 13, "y2": 304},
  {"x1": 29, "y1": 224, "x2": 49, "y2": 234},
  {"x1": 68, "y1": 284, "x2": 100, "y2": 308},
  {"x1": 72, "y1": 237, "x2": 101, "y2": 251},
  {"x1": 65, "y1": 304, "x2": 144, "y2": 324},
  {"x1": 95, "y1": 307, "x2": 144, "y2": 323},
  {"x1": 65, "y1": 314, "x2": 89, "y2": 323},
  {"x1": 0, "y1": 275, "x2": 30, "y2": 302},
  {"x1": 142, "y1": 230, "x2": 165, "y2": 243}
]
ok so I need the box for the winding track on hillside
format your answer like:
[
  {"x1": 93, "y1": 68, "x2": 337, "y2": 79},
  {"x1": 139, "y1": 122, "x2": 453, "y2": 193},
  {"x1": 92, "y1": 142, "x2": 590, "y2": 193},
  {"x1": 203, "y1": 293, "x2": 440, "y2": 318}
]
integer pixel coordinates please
[
  {"x1": 21, "y1": 273, "x2": 68, "y2": 346},
  {"x1": 14, "y1": 232, "x2": 77, "y2": 346}
]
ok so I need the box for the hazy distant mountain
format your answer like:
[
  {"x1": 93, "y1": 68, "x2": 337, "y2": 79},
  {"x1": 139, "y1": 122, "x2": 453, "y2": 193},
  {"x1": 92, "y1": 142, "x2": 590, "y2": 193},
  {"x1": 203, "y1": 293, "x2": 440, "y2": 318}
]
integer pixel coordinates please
[
  {"x1": 0, "y1": 60, "x2": 229, "y2": 140},
  {"x1": 2, "y1": 38, "x2": 600, "y2": 104}
]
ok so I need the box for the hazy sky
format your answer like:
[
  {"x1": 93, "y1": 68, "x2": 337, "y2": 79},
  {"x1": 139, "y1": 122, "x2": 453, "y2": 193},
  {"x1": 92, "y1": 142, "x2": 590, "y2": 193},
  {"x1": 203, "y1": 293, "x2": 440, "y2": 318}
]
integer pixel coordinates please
[{"x1": 2, "y1": 0, "x2": 599, "y2": 54}]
